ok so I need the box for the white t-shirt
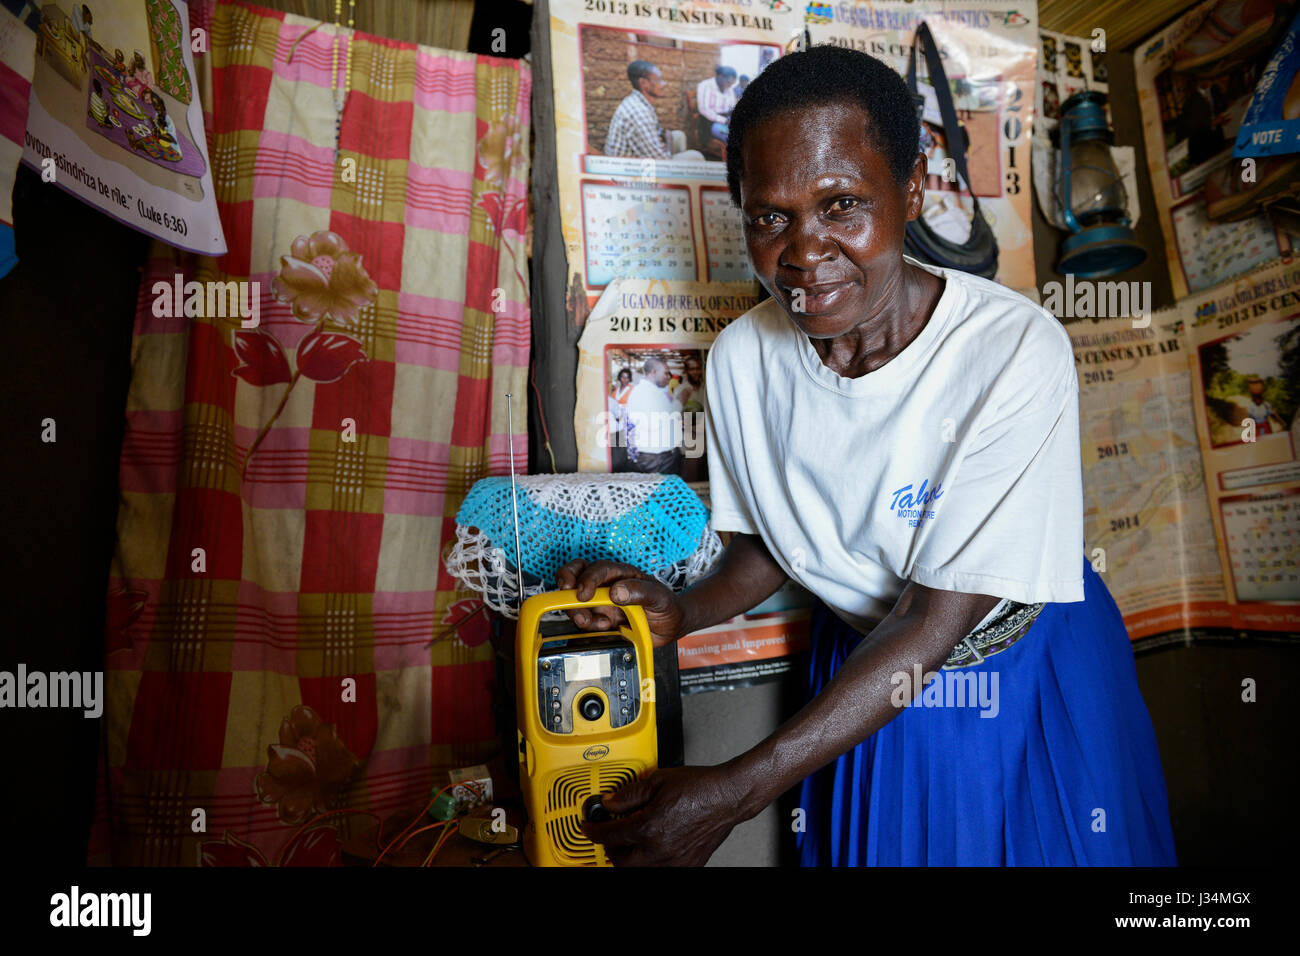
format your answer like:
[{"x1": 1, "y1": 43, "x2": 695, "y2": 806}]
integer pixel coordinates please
[
  {"x1": 625, "y1": 379, "x2": 681, "y2": 454},
  {"x1": 705, "y1": 257, "x2": 1085, "y2": 634}
]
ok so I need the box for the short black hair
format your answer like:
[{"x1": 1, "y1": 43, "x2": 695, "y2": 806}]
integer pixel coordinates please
[
  {"x1": 627, "y1": 60, "x2": 659, "y2": 89},
  {"x1": 715, "y1": 65, "x2": 737, "y2": 79},
  {"x1": 726, "y1": 44, "x2": 920, "y2": 206}
]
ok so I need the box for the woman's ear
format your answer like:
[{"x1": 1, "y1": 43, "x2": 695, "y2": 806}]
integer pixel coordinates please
[{"x1": 904, "y1": 151, "x2": 927, "y2": 222}]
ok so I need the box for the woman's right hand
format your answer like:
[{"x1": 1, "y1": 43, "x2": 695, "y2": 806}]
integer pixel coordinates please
[{"x1": 555, "y1": 559, "x2": 687, "y2": 647}]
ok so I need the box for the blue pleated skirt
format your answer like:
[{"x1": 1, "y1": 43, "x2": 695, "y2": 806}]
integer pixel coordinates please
[{"x1": 796, "y1": 558, "x2": 1178, "y2": 866}]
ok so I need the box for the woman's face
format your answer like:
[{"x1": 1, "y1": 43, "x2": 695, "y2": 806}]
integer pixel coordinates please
[{"x1": 739, "y1": 101, "x2": 925, "y2": 340}]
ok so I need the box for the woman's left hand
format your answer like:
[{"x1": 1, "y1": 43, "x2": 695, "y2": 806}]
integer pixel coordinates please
[{"x1": 581, "y1": 765, "x2": 747, "y2": 866}]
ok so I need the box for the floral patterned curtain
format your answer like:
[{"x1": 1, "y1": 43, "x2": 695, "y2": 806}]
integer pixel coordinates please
[{"x1": 89, "y1": 0, "x2": 530, "y2": 866}]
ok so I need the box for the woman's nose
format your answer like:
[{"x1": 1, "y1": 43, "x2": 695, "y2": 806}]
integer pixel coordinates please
[{"x1": 779, "y1": 222, "x2": 836, "y2": 270}]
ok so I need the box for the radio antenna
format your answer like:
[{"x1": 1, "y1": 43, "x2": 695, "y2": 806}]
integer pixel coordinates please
[{"x1": 506, "y1": 393, "x2": 525, "y2": 618}]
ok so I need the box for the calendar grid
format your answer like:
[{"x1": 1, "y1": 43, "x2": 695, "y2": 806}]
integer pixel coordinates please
[{"x1": 580, "y1": 179, "x2": 699, "y2": 288}]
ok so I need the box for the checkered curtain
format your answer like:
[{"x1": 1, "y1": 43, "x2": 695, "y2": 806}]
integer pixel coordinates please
[{"x1": 88, "y1": 0, "x2": 530, "y2": 866}]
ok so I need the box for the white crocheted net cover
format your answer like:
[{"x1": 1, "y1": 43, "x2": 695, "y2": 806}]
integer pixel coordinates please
[{"x1": 444, "y1": 473, "x2": 723, "y2": 620}]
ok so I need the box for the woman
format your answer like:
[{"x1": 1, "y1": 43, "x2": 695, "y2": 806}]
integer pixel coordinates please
[
  {"x1": 558, "y1": 45, "x2": 1176, "y2": 867},
  {"x1": 613, "y1": 366, "x2": 634, "y2": 406},
  {"x1": 608, "y1": 367, "x2": 634, "y2": 470},
  {"x1": 146, "y1": 90, "x2": 182, "y2": 159},
  {"x1": 124, "y1": 50, "x2": 154, "y2": 99}
]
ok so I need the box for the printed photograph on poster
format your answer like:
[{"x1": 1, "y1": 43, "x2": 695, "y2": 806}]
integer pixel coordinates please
[
  {"x1": 22, "y1": 0, "x2": 225, "y2": 253},
  {"x1": 603, "y1": 345, "x2": 709, "y2": 482},
  {"x1": 580, "y1": 22, "x2": 778, "y2": 163},
  {"x1": 1197, "y1": 315, "x2": 1297, "y2": 448},
  {"x1": 1134, "y1": 0, "x2": 1294, "y2": 298},
  {"x1": 574, "y1": 277, "x2": 753, "y2": 478}
]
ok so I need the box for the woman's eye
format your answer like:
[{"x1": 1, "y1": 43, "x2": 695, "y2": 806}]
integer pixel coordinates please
[
  {"x1": 751, "y1": 212, "x2": 781, "y2": 227},
  {"x1": 829, "y1": 197, "x2": 861, "y2": 213}
]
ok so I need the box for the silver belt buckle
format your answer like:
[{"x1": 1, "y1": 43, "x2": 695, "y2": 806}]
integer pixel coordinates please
[{"x1": 942, "y1": 601, "x2": 1046, "y2": 669}]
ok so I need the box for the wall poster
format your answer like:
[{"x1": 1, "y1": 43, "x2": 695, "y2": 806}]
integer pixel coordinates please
[
  {"x1": 1134, "y1": 0, "x2": 1294, "y2": 299},
  {"x1": 1071, "y1": 258, "x2": 1300, "y2": 649},
  {"x1": 22, "y1": 0, "x2": 225, "y2": 252}
]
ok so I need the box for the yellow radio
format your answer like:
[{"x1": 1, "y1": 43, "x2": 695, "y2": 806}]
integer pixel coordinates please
[
  {"x1": 500, "y1": 393, "x2": 658, "y2": 867},
  {"x1": 514, "y1": 588, "x2": 657, "y2": 866}
]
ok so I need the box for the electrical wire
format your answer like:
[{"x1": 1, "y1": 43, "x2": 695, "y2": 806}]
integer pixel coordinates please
[
  {"x1": 372, "y1": 779, "x2": 485, "y2": 867},
  {"x1": 529, "y1": 353, "x2": 559, "y2": 474},
  {"x1": 422, "y1": 824, "x2": 457, "y2": 867},
  {"x1": 392, "y1": 821, "x2": 447, "y2": 857}
]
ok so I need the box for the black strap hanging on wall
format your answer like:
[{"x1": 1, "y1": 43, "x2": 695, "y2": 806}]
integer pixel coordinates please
[{"x1": 903, "y1": 21, "x2": 999, "y2": 279}]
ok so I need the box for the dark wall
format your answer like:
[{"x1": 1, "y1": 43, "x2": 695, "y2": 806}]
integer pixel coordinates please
[{"x1": 0, "y1": 163, "x2": 147, "y2": 865}]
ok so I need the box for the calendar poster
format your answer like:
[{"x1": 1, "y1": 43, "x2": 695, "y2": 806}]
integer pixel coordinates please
[
  {"x1": 805, "y1": 1, "x2": 1040, "y2": 295},
  {"x1": 1187, "y1": 259, "x2": 1300, "y2": 638},
  {"x1": 1133, "y1": 0, "x2": 1294, "y2": 299},
  {"x1": 548, "y1": 0, "x2": 799, "y2": 316}
]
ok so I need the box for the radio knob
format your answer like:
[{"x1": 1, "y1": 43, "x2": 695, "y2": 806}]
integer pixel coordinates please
[{"x1": 578, "y1": 693, "x2": 604, "y2": 721}]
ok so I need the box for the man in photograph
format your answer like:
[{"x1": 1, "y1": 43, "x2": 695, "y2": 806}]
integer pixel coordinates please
[
  {"x1": 696, "y1": 65, "x2": 738, "y2": 143},
  {"x1": 605, "y1": 60, "x2": 703, "y2": 161},
  {"x1": 620, "y1": 355, "x2": 684, "y2": 475}
]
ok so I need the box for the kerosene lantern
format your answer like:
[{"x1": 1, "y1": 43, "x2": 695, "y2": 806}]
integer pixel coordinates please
[{"x1": 1054, "y1": 90, "x2": 1146, "y2": 277}]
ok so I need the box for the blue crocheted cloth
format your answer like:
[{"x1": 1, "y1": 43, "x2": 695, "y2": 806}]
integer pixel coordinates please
[{"x1": 454, "y1": 474, "x2": 712, "y2": 587}]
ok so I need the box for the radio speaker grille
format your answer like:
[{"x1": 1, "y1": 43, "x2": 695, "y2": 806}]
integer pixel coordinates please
[{"x1": 543, "y1": 763, "x2": 641, "y2": 866}]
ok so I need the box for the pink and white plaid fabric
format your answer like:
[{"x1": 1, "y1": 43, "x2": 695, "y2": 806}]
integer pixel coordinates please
[{"x1": 89, "y1": 0, "x2": 530, "y2": 866}]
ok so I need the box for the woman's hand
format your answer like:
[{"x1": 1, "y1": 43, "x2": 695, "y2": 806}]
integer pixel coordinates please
[
  {"x1": 581, "y1": 765, "x2": 745, "y2": 866},
  {"x1": 555, "y1": 559, "x2": 685, "y2": 647}
]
